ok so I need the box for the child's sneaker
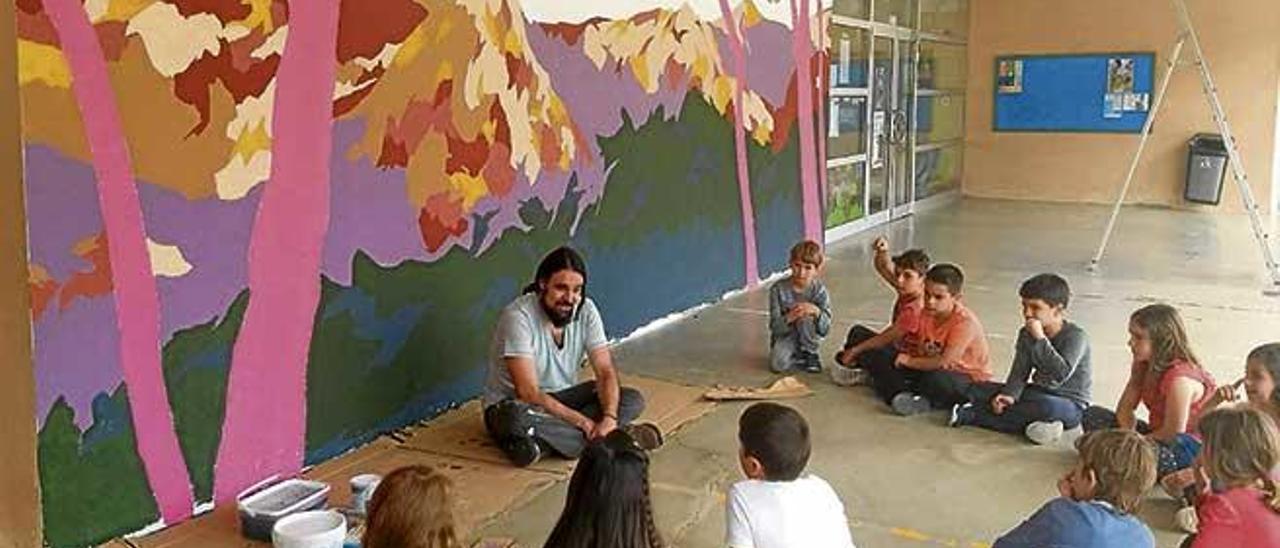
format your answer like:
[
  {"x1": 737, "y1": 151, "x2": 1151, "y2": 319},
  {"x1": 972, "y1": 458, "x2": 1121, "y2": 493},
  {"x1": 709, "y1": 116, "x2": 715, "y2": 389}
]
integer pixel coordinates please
[
  {"x1": 798, "y1": 351, "x2": 823, "y2": 373},
  {"x1": 829, "y1": 362, "x2": 867, "y2": 386},
  {"x1": 500, "y1": 436, "x2": 543, "y2": 467},
  {"x1": 1175, "y1": 504, "x2": 1199, "y2": 534},
  {"x1": 1025, "y1": 421, "x2": 1065, "y2": 445},
  {"x1": 948, "y1": 402, "x2": 974, "y2": 427},
  {"x1": 891, "y1": 392, "x2": 932, "y2": 416}
]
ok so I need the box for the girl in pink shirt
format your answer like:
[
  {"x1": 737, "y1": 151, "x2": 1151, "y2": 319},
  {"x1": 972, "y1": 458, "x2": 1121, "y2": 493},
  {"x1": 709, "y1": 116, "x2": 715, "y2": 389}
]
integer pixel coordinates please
[
  {"x1": 1082, "y1": 304, "x2": 1215, "y2": 479},
  {"x1": 1184, "y1": 406, "x2": 1280, "y2": 548}
]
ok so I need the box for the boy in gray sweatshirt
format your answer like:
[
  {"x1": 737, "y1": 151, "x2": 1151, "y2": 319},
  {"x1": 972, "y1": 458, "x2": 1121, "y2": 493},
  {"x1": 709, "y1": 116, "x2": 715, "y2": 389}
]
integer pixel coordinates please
[
  {"x1": 949, "y1": 273, "x2": 1091, "y2": 445},
  {"x1": 768, "y1": 241, "x2": 832, "y2": 373}
]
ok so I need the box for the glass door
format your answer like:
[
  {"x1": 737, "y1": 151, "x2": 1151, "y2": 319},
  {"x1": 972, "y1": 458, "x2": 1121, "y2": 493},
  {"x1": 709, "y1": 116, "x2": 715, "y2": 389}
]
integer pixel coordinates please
[
  {"x1": 890, "y1": 35, "x2": 916, "y2": 218},
  {"x1": 869, "y1": 31, "x2": 914, "y2": 220}
]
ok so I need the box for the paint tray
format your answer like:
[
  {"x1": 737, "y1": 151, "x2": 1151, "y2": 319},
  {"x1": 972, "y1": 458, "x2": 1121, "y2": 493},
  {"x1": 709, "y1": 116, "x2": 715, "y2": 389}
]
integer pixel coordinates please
[{"x1": 236, "y1": 476, "x2": 331, "y2": 541}]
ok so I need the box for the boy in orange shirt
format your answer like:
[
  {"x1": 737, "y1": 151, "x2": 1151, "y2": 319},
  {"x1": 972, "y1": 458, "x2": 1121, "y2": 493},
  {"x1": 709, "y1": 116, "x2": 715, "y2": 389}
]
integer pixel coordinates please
[
  {"x1": 865, "y1": 263, "x2": 993, "y2": 415},
  {"x1": 835, "y1": 237, "x2": 929, "y2": 384}
]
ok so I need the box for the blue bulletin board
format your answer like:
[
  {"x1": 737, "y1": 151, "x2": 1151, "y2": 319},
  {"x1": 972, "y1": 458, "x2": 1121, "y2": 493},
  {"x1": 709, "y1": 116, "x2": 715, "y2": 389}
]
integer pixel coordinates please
[{"x1": 993, "y1": 52, "x2": 1156, "y2": 133}]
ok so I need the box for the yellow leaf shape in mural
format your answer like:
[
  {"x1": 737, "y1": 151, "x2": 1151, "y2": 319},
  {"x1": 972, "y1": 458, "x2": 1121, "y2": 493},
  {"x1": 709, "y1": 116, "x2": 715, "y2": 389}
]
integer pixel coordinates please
[
  {"x1": 87, "y1": 0, "x2": 158, "y2": 23},
  {"x1": 232, "y1": 120, "x2": 272, "y2": 163},
  {"x1": 239, "y1": 0, "x2": 275, "y2": 33},
  {"x1": 447, "y1": 172, "x2": 490, "y2": 210},
  {"x1": 18, "y1": 40, "x2": 71, "y2": 89},
  {"x1": 710, "y1": 74, "x2": 734, "y2": 114},
  {"x1": 105, "y1": 0, "x2": 157, "y2": 22},
  {"x1": 146, "y1": 238, "x2": 194, "y2": 278},
  {"x1": 215, "y1": 150, "x2": 272, "y2": 201},
  {"x1": 743, "y1": 0, "x2": 764, "y2": 28}
]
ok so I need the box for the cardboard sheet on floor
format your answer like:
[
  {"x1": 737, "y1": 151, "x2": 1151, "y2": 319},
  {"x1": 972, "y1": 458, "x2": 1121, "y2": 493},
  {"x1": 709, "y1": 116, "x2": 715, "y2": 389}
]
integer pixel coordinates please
[
  {"x1": 118, "y1": 445, "x2": 560, "y2": 547},
  {"x1": 625, "y1": 374, "x2": 718, "y2": 434},
  {"x1": 400, "y1": 375, "x2": 716, "y2": 472},
  {"x1": 306, "y1": 447, "x2": 562, "y2": 535},
  {"x1": 399, "y1": 400, "x2": 578, "y2": 475},
  {"x1": 702, "y1": 376, "x2": 814, "y2": 401},
  {"x1": 115, "y1": 375, "x2": 716, "y2": 547}
]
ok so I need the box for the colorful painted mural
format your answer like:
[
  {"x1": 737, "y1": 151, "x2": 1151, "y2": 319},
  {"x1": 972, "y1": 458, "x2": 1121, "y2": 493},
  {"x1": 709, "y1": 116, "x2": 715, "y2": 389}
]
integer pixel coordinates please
[{"x1": 17, "y1": 0, "x2": 827, "y2": 544}]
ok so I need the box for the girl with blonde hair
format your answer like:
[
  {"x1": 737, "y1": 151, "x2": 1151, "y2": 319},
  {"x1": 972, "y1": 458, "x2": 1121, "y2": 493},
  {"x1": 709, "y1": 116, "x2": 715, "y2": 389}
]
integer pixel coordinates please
[{"x1": 1185, "y1": 406, "x2": 1280, "y2": 547}]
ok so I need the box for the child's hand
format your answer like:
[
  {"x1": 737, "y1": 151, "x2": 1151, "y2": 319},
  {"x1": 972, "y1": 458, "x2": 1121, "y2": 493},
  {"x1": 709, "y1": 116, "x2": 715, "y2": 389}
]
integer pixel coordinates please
[
  {"x1": 1214, "y1": 382, "x2": 1241, "y2": 404},
  {"x1": 990, "y1": 393, "x2": 1015, "y2": 415},
  {"x1": 790, "y1": 302, "x2": 820, "y2": 319},
  {"x1": 872, "y1": 236, "x2": 889, "y2": 254},
  {"x1": 1025, "y1": 318, "x2": 1046, "y2": 340},
  {"x1": 1056, "y1": 473, "x2": 1074, "y2": 499},
  {"x1": 894, "y1": 353, "x2": 910, "y2": 369},
  {"x1": 837, "y1": 347, "x2": 861, "y2": 366}
]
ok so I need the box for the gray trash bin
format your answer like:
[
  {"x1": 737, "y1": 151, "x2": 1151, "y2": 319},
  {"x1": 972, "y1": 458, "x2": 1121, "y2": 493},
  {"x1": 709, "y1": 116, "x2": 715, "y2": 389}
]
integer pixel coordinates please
[{"x1": 1185, "y1": 133, "x2": 1228, "y2": 205}]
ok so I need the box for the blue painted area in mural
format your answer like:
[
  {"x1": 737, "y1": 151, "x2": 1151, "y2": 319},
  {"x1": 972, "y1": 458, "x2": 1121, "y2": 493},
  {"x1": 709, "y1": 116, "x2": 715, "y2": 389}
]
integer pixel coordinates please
[
  {"x1": 305, "y1": 369, "x2": 485, "y2": 464},
  {"x1": 81, "y1": 392, "x2": 130, "y2": 450},
  {"x1": 581, "y1": 219, "x2": 744, "y2": 338},
  {"x1": 322, "y1": 287, "x2": 428, "y2": 369}
]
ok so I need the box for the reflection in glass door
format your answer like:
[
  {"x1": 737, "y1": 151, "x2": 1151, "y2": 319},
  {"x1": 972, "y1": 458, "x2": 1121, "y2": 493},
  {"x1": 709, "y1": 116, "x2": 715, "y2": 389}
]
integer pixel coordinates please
[
  {"x1": 825, "y1": 0, "x2": 967, "y2": 238},
  {"x1": 890, "y1": 38, "x2": 915, "y2": 217},
  {"x1": 867, "y1": 35, "x2": 893, "y2": 217}
]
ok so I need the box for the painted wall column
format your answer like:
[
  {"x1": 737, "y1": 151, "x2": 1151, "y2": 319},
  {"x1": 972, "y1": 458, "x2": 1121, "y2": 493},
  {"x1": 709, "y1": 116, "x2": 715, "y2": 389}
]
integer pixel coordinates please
[{"x1": 0, "y1": 0, "x2": 42, "y2": 542}]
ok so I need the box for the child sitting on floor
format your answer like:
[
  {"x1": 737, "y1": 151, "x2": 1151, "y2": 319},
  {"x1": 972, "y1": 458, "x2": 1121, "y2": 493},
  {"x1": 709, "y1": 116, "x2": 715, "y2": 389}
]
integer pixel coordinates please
[
  {"x1": 545, "y1": 430, "x2": 663, "y2": 548},
  {"x1": 1163, "y1": 342, "x2": 1280, "y2": 532},
  {"x1": 1083, "y1": 304, "x2": 1216, "y2": 481},
  {"x1": 835, "y1": 237, "x2": 930, "y2": 385},
  {"x1": 768, "y1": 240, "x2": 832, "y2": 373},
  {"x1": 363, "y1": 465, "x2": 461, "y2": 548},
  {"x1": 727, "y1": 402, "x2": 856, "y2": 548},
  {"x1": 1182, "y1": 406, "x2": 1280, "y2": 547},
  {"x1": 865, "y1": 263, "x2": 992, "y2": 415},
  {"x1": 1203, "y1": 342, "x2": 1280, "y2": 419},
  {"x1": 993, "y1": 429, "x2": 1156, "y2": 548},
  {"x1": 949, "y1": 273, "x2": 1092, "y2": 445}
]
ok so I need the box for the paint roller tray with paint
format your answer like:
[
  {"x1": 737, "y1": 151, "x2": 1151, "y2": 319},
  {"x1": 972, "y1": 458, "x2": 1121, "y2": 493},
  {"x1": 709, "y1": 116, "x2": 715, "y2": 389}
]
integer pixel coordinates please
[{"x1": 237, "y1": 477, "x2": 332, "y2": 541}]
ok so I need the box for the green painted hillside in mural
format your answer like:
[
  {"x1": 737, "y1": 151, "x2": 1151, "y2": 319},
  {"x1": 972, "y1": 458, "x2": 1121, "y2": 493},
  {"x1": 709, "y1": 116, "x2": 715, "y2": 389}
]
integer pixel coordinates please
[{"x1": 38, "y1": 390, "x2": 159, "y2": 547}]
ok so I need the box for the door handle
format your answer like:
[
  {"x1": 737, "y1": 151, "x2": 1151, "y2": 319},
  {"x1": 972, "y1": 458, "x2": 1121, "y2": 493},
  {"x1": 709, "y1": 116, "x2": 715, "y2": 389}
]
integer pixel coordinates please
[{"x1": 890, "y1": 110, "x2": 909, "y2": 145}]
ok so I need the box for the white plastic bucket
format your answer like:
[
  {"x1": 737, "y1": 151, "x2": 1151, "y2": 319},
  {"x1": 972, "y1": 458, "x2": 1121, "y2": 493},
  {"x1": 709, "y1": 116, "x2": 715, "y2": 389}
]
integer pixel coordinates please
[{"x1": 272, "y1": 510, "x2": 347, "y2": 548}]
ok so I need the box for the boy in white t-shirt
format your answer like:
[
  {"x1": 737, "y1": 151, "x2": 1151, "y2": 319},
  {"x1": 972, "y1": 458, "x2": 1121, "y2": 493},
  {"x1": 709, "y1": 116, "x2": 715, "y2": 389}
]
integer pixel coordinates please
[{"x1": 726, "y1": 403, "x2": 857, "y2": 548}]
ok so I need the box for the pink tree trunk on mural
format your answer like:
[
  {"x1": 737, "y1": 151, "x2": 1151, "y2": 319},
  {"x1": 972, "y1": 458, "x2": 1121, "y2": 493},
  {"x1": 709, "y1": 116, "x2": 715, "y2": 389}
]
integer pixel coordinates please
[
  {"x1": 789, "y1": 0, "x2": 823, "y2": 242},
  {"x1": 719, "y1": 0, "x2": 759, "y2": 286},
  {"x1": 212, "y1": 0, "x2": 340, "y2": 501},
  {"x1": 815, "y1": 11, "x2": 829, "y2": 201},
  {"x1": 42, "y1": 0, "x2": 194, "y2": 523}
]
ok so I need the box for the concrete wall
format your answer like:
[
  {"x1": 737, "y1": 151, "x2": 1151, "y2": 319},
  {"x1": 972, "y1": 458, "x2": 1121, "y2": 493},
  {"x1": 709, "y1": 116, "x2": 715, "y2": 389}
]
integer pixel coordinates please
[
  {"x1": 0, "y1": 0, "x2": 42, "y2": 544},
  {"x1": 963, "y1": 0, "x2": 1280, "y2": 213}
]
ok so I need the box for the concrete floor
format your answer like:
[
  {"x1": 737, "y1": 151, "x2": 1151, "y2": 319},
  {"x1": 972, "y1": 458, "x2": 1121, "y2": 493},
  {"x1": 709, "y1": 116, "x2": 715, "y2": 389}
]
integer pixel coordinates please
[{"x1": 477, "y1": 198, "x2": 1280, "y2": 547}]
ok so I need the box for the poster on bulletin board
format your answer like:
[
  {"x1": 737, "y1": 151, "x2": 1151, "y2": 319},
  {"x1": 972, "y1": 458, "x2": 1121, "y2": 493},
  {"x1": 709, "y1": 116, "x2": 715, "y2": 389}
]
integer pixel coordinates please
[{"x1": 993, "y1": 52, "x2": 1155, "y2": 133}]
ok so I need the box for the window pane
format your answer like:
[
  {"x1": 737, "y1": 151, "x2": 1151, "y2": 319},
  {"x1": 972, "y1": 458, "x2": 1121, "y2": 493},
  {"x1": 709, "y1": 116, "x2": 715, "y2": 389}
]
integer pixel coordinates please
[
  {"x1": 920, "y1": 0, "x2": 968, "y2": 39},
  {"x1": 874, "y1": 0, "x2": 915, "y2": 27},
  {"x1": 832, "y1": 0, "x2": 870, "y2": 19},
  {"x1": 914, "y1": 93, "x2": 964, "y2": 144},
  {"x1": 918, "y1": 41, "x2": 967, "y2": 93},
  {"x1": 828, "y1": 26, "x2": 870, "y2": 88},
  {"x1": 827, "y1": 97, "x2": 866, "y2": 158},
  {"x1": 914, "y1": 144, "x2": 961, "y2": 199},
  {"x1": 826, "y1": 162, "x2": 866, "y2": 228}
]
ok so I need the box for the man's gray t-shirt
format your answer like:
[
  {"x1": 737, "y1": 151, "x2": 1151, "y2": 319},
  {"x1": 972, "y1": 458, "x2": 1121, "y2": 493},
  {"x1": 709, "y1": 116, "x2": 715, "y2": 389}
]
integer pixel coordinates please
[{"x1": 483, "y1": 293, "x2": 609, "y2": 406}]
